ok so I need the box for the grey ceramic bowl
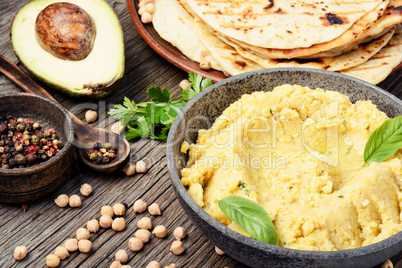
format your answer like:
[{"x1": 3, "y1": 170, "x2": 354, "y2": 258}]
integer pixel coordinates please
[{"x1": 166, "y1": 68, "x2": 402, "y2": 268}]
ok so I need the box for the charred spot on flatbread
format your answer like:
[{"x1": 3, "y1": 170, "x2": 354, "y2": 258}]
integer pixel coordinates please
[
  {"x1": 263, "y1": 0, "x2": 274, "y2": 10},
  {"x1": 321, "y1": 13, "x2": 348, "y2": 26},
  {"x1": 235, "y1": 61, "x2": 247, "y2": 68}
]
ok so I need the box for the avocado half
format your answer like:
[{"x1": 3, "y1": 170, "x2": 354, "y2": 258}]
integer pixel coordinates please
[{"x1": 11, "y1": 0, "x2": 125, "y2": 99}]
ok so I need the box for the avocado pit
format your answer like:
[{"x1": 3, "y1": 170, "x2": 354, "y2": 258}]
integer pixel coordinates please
[{"x1": 35, "y1": 2, "x2": 96, "y2": 61}]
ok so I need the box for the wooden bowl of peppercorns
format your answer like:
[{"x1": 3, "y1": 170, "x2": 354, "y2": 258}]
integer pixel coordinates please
[{"x1": 0, "y1": 93, "x2": 74, "y2": 203}]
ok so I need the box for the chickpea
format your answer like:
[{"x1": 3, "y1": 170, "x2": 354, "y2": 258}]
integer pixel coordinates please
[
  {"x1": 54, "y1": 246, "x2": 69, "y2": 260},
  {"x1": 76, "y1": 228, "x2": 90, "y2": 240},
  {"x1": 136, "y1": 160, "x2": 147, "y2": 173},
  {"x1": 123, "y1": 162, "x2": 136, "y2": 176},
  {"x1": 173, "y1": 227, "x2": 186, "y2": 240},
  {"x1": 112, "y1": 218, "x2": 126, "y2": 231},
  {"x1": 55, "y1": 194, "x2": 69, "y2": 207},
  {"x1": 133, "y1": 199, "x2": 147, "y2": 213},
  {"x1": 46, "y1": 254, "x2": 60, "y2": 267},
  {"x1": 128, "y1": 237, "x2": 143, "y2": 252},
  {"x1": 121, "y1": 266, "x2": 132, "y2": 268},
  {"x1": 215, "y1": 246, "x2": 225, "y2": 255},
  {"x1": 80, "y1": 183, "x2": 93, "y2": 196},
  {"x1": 138, "y1": 7, "x2": 145, "y2": 16},
  {"x1": 110, "y1": 261, "x2": 122, "y2": 268},
  {"x1": 152, "y1": 225, "x2": 167, "y2": 238},
  {"x1": 101, "y1": 205, "x2": 114, "y2": 217},
  {"x1": 87, "y1": 219, "x2": 99, "y2": 233},
  {"x1": 146, "y1": 260, "x2": 161, "y2": 268},
  {"x1": 69, "y1": 194, "x2": 81, "y2": 208},
  {"x1": 14, "y1": 245, "x2": 28, "y2": 260},
  {"x1": 100, "y1": 215, "x2": 113, "y2": 228},
  {"x1": 148, "y1": 203, "x2": 161, "y2": 215},
  {"x1": 85, "y1": 110, "x2": 97, "y2": 123},
  {"x1": 78, "y1": 239, "x2": 92, "y2": 253},
  {"x1": 144, "y1": 3, "x2": 155, "y2": 13},
  {"x1": 113, "y1": 203, "x2": 126, "y2": 216},
  {"x1": 179, "y1": 79, "x2": 191, "y2": 90},
  {"x1": 137, "y1": 217, "x2": 152, "y2": 230},
  {"x1": 170, "y1": 240, "x2": 184, "y2": 255},
  {"x1": 381, "y1": 259, "x2": 393, "y2": 268},
  {"x1": 111, "y1": 121, "x2": 124, "y2": 135},
  {"x1": 115, "y1": 249, "x2": 128, "y2": 263},
  {"x1": 164, "y1": 264, "x2": 176, "y2": 268},
  {"x1": 199, "y1": 61, "x2": 211, "y2": 70},
  {"x1": 134, "y1": 229, "x2": 151, "y2": 243},
  {"x1": 64, "y1": 239, "x2": 78, "y2": 252}
]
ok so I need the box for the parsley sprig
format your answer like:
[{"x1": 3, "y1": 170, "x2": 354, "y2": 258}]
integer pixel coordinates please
[{"x1": 108, "y1": 72, "x2": 213, "y2": 141}]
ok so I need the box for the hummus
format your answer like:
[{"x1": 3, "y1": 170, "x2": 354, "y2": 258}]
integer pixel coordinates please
[{"x1": 181, "y1": 84, "x2": 402, "y2": 251}]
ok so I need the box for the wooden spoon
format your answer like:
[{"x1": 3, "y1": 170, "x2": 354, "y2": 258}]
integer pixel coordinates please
[{"x1": 0, "y1": 55, "x2": 130, "y2": 174}]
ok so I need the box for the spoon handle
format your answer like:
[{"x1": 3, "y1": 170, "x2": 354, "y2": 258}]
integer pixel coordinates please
[{"x1": 0, "y1": 55, "x2": 90, "y2": 135}]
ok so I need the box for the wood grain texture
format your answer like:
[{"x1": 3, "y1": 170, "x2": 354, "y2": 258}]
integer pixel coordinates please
[{"x1": 0, "y1": 0, "x2": 400, "y2": 267}]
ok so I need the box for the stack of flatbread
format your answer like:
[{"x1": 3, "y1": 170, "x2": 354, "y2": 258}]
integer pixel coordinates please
[{"x1": 151, "y1": 0, "x2": 402, "y2": 84}]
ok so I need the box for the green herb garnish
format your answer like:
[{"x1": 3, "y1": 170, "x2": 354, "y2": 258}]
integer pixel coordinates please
[
  {"x1": 363, "y1": 116, "x2": 402, "y2": 167},
  {"x1": 108, "y1": 73, "x2": 212, "y2": 141},
  {"x1": 338, "y1": 195, "x2": 344, "y2": 198},
  {"x1": 342, "y1": 119, "x2": 347, "y2": 126},
  {"x1": 218, "y1": 196, "x2": 278, "y2": 245}
]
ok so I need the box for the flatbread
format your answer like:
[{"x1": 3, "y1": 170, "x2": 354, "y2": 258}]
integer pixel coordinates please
[
  {"x1": 152, "y1": 0, "x2": 222, "y2": 71},
  {"x1": 227, "y1": 27, "x2": 395, "y2": 71},
  {"x1": 340, "y1": 25, "x2": 402, "y2": 84},
  {"x1": 220, "y1": 0, "x2": 402, "y2": 59},
  {"x1": 187, "y1": 0, "x2": 383, "y2": 49}
]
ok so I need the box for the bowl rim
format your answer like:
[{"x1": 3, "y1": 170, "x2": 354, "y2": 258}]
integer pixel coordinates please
[
  {"x1": 167, "y1": 67, "x2": 402, "y2": 259},
  {"x1": 0, "y1": 93, "x2": 74, "y2": 175}
]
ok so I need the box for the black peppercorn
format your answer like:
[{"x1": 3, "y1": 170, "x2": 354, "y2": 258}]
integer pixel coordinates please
[
  {"x1": 101, "y1": 156, "x2": 110, "y2": 164},
  {"x1": 14, "y1": 154, "x2": 27, "y2": 166},
  {"x1": 2, "y1": 164, "x2": 10, "y2": 169},
  {"x1": 8, "y1": 157, "x2": 15, "y2": 167},
  {"x1": 94, "y1": 142, "x2": 101, "y2": 150},
  {"x1": 96, "y1": 156, "x2": 103, "y2": 164},
  {"x1": 8, "y1": 123, "x2": 16, "y2": 131},
  {"x1": 0, "y1": 123, "x2": 7, "y2": 134},
  {"x1": 40, "y1": 154, "x2": 48, "y2": 161},
  {"x1": 36, "y1": 132, "x2": 44, "y2": 139},
  {"x1": 26, "y1": 123, "x2": 33, "y2": 132},
  {"x1": 26, "y1": 154, "x2": 36, "y2": 164}
]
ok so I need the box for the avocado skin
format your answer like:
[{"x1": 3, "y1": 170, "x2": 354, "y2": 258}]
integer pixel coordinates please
[{"x1": 10, "y1": 0, "x2": 125, "y2": 100}]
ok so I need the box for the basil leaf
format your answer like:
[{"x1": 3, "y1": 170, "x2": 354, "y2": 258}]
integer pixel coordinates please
[
  {"x1": 218, "y1": 196, "x2": 278, "y2": 245},
  {"x1": 363, "y1": 116, "x2": 402, "y2": 166}
]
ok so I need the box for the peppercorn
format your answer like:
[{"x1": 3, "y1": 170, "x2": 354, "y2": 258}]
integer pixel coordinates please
[
  {"x1": 51, "y1": 134, "x2": 58, "y2": 140},
  {"x1": 15, "y1": 145, "x2": 23, "y2": 152},
  {"x1": 26, "y1": 154, "x2": 37, "y2": 164},
  {"x1": 102, "y1": 156, "x2": 110, "y2": 164},
  {"x1": 8, "y1": 123, "x2": 16, "y2": 131},
  {"x1": 14, "y1": 154, "x2": 27, "y2": 166},
  {"x1": 94, "y1": 142, "x2": 101, "y2": 150},
  {"x1": 96, "y1": 156, "x2": 103, "y2": 164},
  {"x1": 44, "y1": 131, "x2": 50, "y2": 138},
  {"x1": 26, "y1": 123, "x2": 33, "y2": 132},
  {"x1": 31, "y1": 135, "x2": 39, "y2": 145},
  {"x1": 104, "y1": 142, "x2": 112, "y2": 150},
  {"x1": 8, "y1": 158, "x2": 15, "y2": 167},
  {"x1": 36, "y1": 132, "x2": 44, "y2": 139},
  {"x1": 16, "y1": 124, "x2": 25, "y2": 132},
  {"x1": 33, "y1": 122, "x2": 40, "y2": 130},
  {"x1": 90, "y1": 152, "x2": 98, "y2": 161},
  {"x1": 0, "y1": 123, "x2": 7, "y2": 134}
]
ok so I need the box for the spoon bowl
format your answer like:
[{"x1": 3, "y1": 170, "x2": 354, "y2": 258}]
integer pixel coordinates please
[{"x1": 0, "y1": 55, "x2": 130, "y2": 174}]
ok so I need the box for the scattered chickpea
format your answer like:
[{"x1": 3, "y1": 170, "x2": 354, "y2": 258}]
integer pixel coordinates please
[
  {"x1": 113, "y1": 203, "x2": 126, "y2": 216},
  {"x1": 148, "y1": 203, "x2": 161, "y2": 215},
  {"x1": 137, "y1": 217, "x2": 152, "y2": 229},
  {"x1": 100, "y1": 215, "x2": 114, "y2": 228},
  {"x1": 101, "y1": 205, "x2": 114, "y2": 218},
  {"x1": 133, "y1": 199, "x2": 147, "y2": 213},
  {"x1": 46, "y1": 254, "x2": 60, "y2": 267},
  {"x1": 115, "y1": 249, "x2": 128, "y2": 263},
  {"x1": 111, "y1": 121, "x2": 125, "y2": 135},
  {"x1": 215, "y1": 246, "x2": 225, "y2": 255},
  {"x1": 134, "y1": 229, "x2": 151, "y2": 243},
  {"x1": 112, "y1": 218, "x2": 126, "y2": 231},
  {"x1": 146, "y1": 260, "x2": 161, "y2": 268},
  {"x1": 199, "y1": 61, "x2": 211, "y2": 70},
  {"x1": 136, "y1": 160, "x2": 147, "y2": 173},
  {"x1": 69, "y1": 194, "x2": 82, "y2": 208},
  {"x1": 173, "y1": 227, "x2": 186, "y2": 240},
  {"x1": 152, "y1": 225, "x2": 167, "y2": 238},
  {"x1": 121, "y1": 266, "x2": 132, "y2": 268},
  {"x1": 87, "y1": 219, "x2": 100, "y2": 233},
  {"x1": 110, "y1": 260, "x2": 122, "y2": 268},
  {"x1": 54, "y1": 246, "x2": 69, "y2": 260},
  {"x1": 179, "y1": 79, "x2": 191, "y2": 90},
  {"x1": 76, "y1": 228, "x2": 90, "y2": 240},
  {"x1": 164, "y1": 264, "x2": 176, "y2": 268},
  {"x1": 64, "y1": 239, "x2": 78, "y2": 252},
  {"x1": 381, "y1": 259, "x2": 393, "y2": 268},
  {"x1": 128, "y1": 237, "x2": 144, "y2": 252},
  {"x1": 78, "y1": 239, "x2": 92, "y2": 253},
  {"x1": 13, "y1": 245, "x2": 28, "y2": 260},
  {"x1": 144, "y1": 3, "x2": 155, "y2": 13},
  {"x1": 85, "y1": 110, "x2": 97, "y2": 123},
  {"x1": 123, "y1": 162, "x2": 136, "y2": 176},
  {"x1": 80, "y1": 183, "x2": 93, "y2": 196},
  {"x1": 170, "y1": 240, "x2": 184, "y2": 255},
  {"x1": 55, "y1": 194, "x2": 69, "y2": 207}
]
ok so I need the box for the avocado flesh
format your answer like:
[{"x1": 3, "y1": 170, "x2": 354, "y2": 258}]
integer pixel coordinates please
[{"x1": 11, "y1": 0, "x2": 124, "y2": 99}]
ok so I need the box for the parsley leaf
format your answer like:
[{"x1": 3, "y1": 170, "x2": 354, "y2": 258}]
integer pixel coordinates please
[{"x1": 108, "y1": 72, "x2": 213, "y2": 141}]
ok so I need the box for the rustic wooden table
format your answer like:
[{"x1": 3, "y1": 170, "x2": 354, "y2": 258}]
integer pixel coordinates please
[{"x1": 0, "y1": 1, "x2": 401, "y2": 267}]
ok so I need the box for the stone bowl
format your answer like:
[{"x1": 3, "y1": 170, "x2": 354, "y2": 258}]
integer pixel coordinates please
[
  {"x1": 0, "y1": 93, "x2": 74, "y2": 204},
  {"x1": 166, "y1": 68, "x2": 402, "y2": 268}
]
